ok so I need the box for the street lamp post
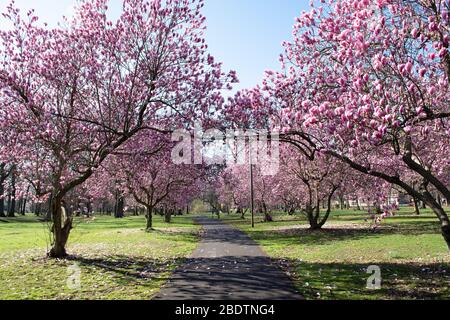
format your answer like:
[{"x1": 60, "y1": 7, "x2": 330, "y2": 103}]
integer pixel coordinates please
[{"x1": 250, "y1": 161, "x2": 255, "y2": 229}]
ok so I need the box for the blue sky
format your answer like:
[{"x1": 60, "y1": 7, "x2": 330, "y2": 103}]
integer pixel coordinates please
[
  {"x1": 0, "y1": 0, "x2": 309, "y2": 93},
  {"x1": 202, "y1": 1, "x2": 308, "y2": 93}
]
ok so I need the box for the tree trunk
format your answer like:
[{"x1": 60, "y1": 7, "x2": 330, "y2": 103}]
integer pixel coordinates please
[
  {"x1": 7, "y1": 194, "x2": 15, "y2": 217},
  {"x1": 307, "y1": 207, "x2": 321, "y2": 230},
  {"x1": 165, "y1": 208, "x2": 172, "y2": 223},
  {"x1": 46, "y1": 196, "x2": 52, "y2": 221},
  {"x1": 87, "y1": 200, "x2": 92, "y2": 217},
  {"x1": 0, "y1": 164, "x2": 5, "y2": 217},
  {"x1": 237, "y1": 207, "x2": 246, "y2": 219},
  {"x1": 308, "y1": 188, "x2": 338, "y2": 230},
  {"x1": 49, "y1": 195, "x2": 72, "y2": 258},
  {"x1": 21, "y1": 196, "x2": 27, "y2": 215},
  {"x1": 17, "y1": 199, "x2": 23, "y2": 215},
  {"x1": 421, "y1": 192, "x2": 450, "y2": 249},
  {"x1": 309, "y1": 222, "x2": 321, "y2": 230},
  {"x1": 442, "y1": 222, "x2": 450, "y2": 250},
  {"x1": 0, "y1": 185, "x2": 4, "y2": 218},
  {"x1": 288, "y1": 206, "x2": 295, "y2": 216},
  {"x1": 339, "y1": 196, "x2": 345, "y2": 210},
  {"x1": 434, "y1": 207, "x2": 450, "y2": 249},
  {"x1": 317, "y1": 188, "x2": 338, "y2": 229},
  {"x1": 0, "y1": 197, "x2": 4, "y2": 217},
  {"x1": 413, "y1": 197, "x2": 421, "y2": 215},
  {"x1": 114, "y1": 191, "x2": 124, "y2": 218},
  {"x1": 437, "y1": 193, "x2": 443, "y2": 207},
  {"x1": 262, "y1": 202, "x2": 273, "y2": 222},
  {"x1": 145, "y1": 205, "x2": 153, "y2": 231},
  {"x1": 35, "y1": 203, "x2": 42, "y2": 216},
  {"x1": 7, "y1": 169, "x2": 16, "y2": 217}
]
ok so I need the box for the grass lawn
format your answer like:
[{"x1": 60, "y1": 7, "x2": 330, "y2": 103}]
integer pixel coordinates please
[
  {"x1": 0, "y1": 214, "x2": 200, "y2": 300},
  {"x1": 224, "y1": 208, "x2": 450, "y2": 300}
]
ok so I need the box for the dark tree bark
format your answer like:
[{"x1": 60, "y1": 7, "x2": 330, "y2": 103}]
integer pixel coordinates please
[
  {"x1": 7, "y1": 168, "x2": 16, "y2": 217},
  {"x1": 114, "y1": 190, "x2": 125, "y2": 218},
  {"x1": 356, "y1": 198, "x2": 361, "y2": 211},
  {"x1": 437, "y1": 193, "x2": 443, "y2": 207},
  {"x1": 287, "y1": 205, "x2": 296, "y2": 215},
  {"x1": 0, "y1": 197, "x2": 4, "y2": 218},
  {"x1": 87, "y1": 199, "x2": 92, "y2": 217},
  {"x1": 165, "y1": 208, "x2": 172, "y2": 223},
  {"x1": 339, "y1": 195, "x2": 345, "y2": 210},
  {"x1": 17, "y1": 199, "x2": 23, "y2": 215},
  {"x1": 48, "y1": 194, "x2": 72, "y2": 258},
  {"x1": 262, "y1": 202, "x2": 273, "y2": 222},
  {"x1": 6, "y1": 195, "x2": 11, "y2": 215},
  {"x1": 46, "y1": 195, "x2": 52, "y2": 221},
  {"x1": 145, "y1": 205, "x2": 153, "y2": 231},
  {"x1": 306, "y1": 187, "x2": 338, "y2": 230},
  {"x1": 237, "y1": 207, "x2": 246, "y2": 219},
  {"x1": 35, "y1": 203, "x2": 42, "y2": 216},
  {"x1": 0, "y1": 163, "x2": 5, "y2": 217},
  {"x1": 413, "y1": 197, "x2": 421, "y2": 215},
  {"x1": 21, "y1": 198, "x2": 27, "y2": 215},
  {"x1": 0, "y1": 180, "x2": 4, "y2": 218}
]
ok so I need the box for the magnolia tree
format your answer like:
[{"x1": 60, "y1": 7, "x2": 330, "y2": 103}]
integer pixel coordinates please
[
  {"x1": 102, "y1": 133, "x2": 204, "y2": 231},
  {"x1": 336, "y1": 170, "x2": 395, "y2": 213},
  {"x1": 251, "y1": 0, "x2": 450, "y2": 247},
  {"x1": 0, "y1": 0, "x2": 236, "y2": 257},
  {"x1": 283, "y1": 147, "x2": 395, "y2": 228},
  {"x1": 83, "y1": 164, "x2": 127, "y2": 217},
  {"x1": 276, "y1": 147, "x2": 348, "y2": 229},
  {"x1": 221, "y1": 164, "x2": 278, "y2": 222},
  {"x1": 217, "y1": 169, "x2": 250, "y2": 218},
  {"x1": 162, "y1": 181, "x2": 200, "y2": 217}
]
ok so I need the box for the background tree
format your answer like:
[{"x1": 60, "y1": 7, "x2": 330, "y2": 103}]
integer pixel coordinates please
[
  {"x1": 102, "y1": 134, "x2": 204, "y2": 231},
  {"x1": 0, "y1": 163, "x2": 12, "y2": 218},
  {"x1": 277, "y1": 148, "x2": 346, "y2": 229}
]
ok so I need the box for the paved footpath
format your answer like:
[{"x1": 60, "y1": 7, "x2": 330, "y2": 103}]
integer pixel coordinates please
[{"x1": 155, "y1": 217, "x2": 303, "y2": 300}]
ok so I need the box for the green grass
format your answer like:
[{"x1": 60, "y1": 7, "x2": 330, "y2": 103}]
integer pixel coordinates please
[
  {"x1": 2, "y1": 209, "x2": 449, "y2": 300},
  {"x1": 0, "y1": 214, "x2": 200, "y2": 300},
  {"x1": 223, "y1": 209, "x2": 450, "y2": 300}
]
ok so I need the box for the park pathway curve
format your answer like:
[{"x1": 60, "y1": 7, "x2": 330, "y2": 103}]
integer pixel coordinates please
[{"x1": 154, "y1": 217, "x2": 303, "y2": 300}]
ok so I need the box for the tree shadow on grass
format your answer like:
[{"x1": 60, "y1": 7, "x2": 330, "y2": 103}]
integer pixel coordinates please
[
  {"x1": 275, "y1": 259, "x2": 450, "y2": 300},
  {"x1": 75, "y1": 216, "x2": 197, "y2": 231},
  {"x1": 247, "y1": 220, "x2": 442, "y2": 246},
  {"x1": 0, "y1": 217, "x2": 47, "y2": 224},
  {"x1": 67, "y1": 255, "x2": 180, "y2": 285}
]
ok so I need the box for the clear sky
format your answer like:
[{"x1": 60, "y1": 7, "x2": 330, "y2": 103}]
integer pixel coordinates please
[{"x1": 0, "y1": 0, "x2": 309, "y2": 93}]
